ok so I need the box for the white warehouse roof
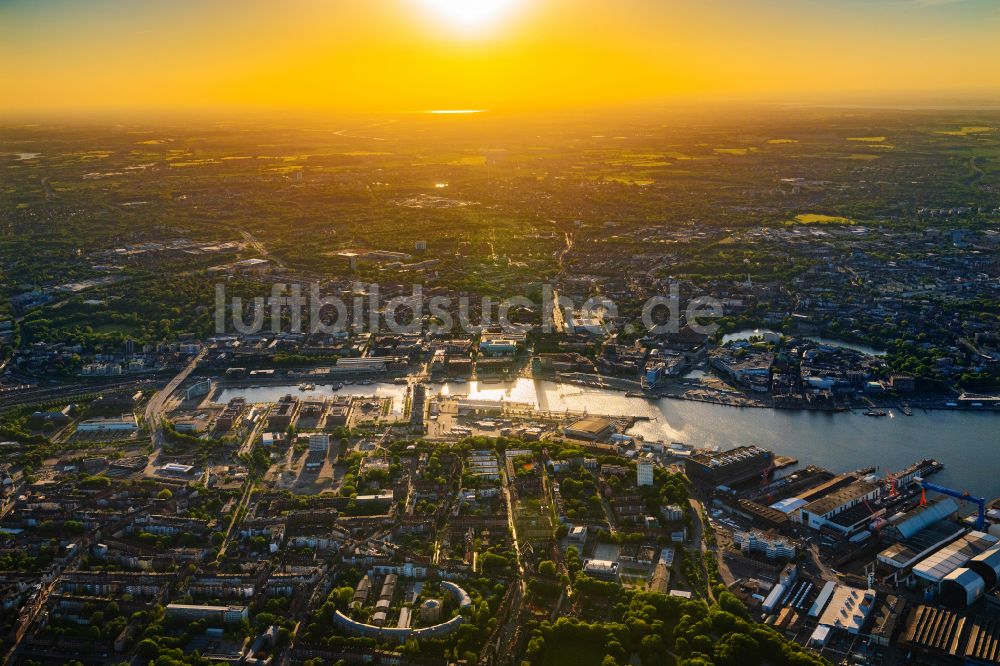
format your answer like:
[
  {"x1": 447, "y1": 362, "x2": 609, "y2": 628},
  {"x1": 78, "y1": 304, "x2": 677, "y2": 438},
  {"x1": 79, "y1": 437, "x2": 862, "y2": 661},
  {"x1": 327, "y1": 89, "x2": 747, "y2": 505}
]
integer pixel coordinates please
[
  {"x1": 770, "y1": 497, "x2": 808, "y2": 514},
  {"x1": 912, "y1": 531, "x2": 998, "y2": 584}
]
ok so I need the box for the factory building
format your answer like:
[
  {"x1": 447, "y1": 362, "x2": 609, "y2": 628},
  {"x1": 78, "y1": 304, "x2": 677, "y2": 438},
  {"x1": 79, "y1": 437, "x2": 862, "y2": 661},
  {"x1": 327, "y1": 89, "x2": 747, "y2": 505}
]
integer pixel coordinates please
[
  {"x1": 912, "y1": 531, "x2": 998, "y2": 586},
  {"x1": 685, "y1": 446, "x2": 773, "y2": 488},
  {"x1": 933, "y1": 545, "x2": 1000, "y2": 610},
  {"x1": 814, "y1": 586, "x2": 876, "y2": 636},
  {"x1": 877, "y1": 504, "x2": 967, "y2": 572},
  {"x1": 798, "y1": 478, "x2": 881, "y2": 535},
  {"x1": 900, "y1": 605, "x2": 1000, "y2": 665},
  {"x1": 940, "y1": 568, "x2": 987, "y2": 609},
  {"x1": 967, "y1": 545, "x2": 1000, "y2": 590},
  {"x1": 886, "y1": 499, "x2": 959, "y2": 541}
]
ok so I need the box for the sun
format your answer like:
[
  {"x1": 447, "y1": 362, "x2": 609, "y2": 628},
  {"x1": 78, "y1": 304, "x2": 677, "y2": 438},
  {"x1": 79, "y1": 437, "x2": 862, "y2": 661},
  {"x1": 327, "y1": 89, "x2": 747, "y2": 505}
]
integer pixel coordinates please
[{"x1": 415, "y1": 0, "x2": 522, "y2": 33}]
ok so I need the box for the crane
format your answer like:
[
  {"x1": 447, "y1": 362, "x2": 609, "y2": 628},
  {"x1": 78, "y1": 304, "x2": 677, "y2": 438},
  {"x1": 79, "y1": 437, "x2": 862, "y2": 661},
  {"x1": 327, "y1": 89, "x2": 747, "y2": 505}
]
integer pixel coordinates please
[{"x1": 914, "y1": 477, "x2": 986, "y2": 531}]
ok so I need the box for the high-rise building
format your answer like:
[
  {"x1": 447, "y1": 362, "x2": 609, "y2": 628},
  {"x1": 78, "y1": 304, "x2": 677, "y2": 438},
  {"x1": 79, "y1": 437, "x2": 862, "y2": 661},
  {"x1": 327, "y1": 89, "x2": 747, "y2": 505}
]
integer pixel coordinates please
[{"x1": 637, "y1": 461, "x2": 654, "y2": 487}]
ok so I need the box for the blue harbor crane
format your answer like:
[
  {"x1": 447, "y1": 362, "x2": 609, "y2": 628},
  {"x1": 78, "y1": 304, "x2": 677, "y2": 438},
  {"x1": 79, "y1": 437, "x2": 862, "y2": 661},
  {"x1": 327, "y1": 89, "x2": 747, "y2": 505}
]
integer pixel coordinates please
[{"x1": 914, "y1": 477, "x2": 986, "y2": 531}]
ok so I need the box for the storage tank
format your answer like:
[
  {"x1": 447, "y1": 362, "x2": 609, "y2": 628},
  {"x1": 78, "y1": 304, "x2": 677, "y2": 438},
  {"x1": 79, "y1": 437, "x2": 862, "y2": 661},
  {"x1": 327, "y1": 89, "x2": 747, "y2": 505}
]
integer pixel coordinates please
[
  {"x1": 967, "y1": 545, "x2": 1000, "y2": 590},
  {"x1": 939, "y1": 568, "x2": 986, "y2": 609}
]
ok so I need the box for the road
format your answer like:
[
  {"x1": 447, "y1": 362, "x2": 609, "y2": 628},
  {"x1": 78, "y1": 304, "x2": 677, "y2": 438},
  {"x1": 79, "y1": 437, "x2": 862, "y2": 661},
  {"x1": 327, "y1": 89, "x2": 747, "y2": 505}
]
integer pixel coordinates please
[
  {"x1": 550, "y1": 288, "x2": 568, "y2": 334},
  {"x1": 331, "y1": 118, "x2": 395, "y2": 141},
  {"x1": 143, "y1": 349, "x2": 207, "y2": 476},
  {"x1": 240, "y1": 230, "x2": 285, "y2": 269},
  {"x1": 556, "y1": 231, "x2": 573, "y2": 273},
  {"x1": 215, "y1": 410, "x2": 270, "y2": 560},
  {"x1": 547, "y1": 232, "x2": 573, "y2": 334},
  {"x1": 807, "y1": 542, "x2": 840, "y2": 582},
  {"x1": 500, "y1": 460, "x2": 527, "y2": 585},
  {"x1": 215, "y1": 475, "x2": 255, "y2": 561},
  {"x1": 688, "y1": 497, "x2": 717, "y2": 602}
]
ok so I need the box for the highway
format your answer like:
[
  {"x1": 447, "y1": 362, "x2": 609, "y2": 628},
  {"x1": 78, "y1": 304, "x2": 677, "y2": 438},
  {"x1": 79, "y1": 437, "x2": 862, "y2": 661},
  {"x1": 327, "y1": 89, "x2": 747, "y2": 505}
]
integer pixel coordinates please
[{"x1": 143, "y1": 349, "x2": 207, "y2": 476}]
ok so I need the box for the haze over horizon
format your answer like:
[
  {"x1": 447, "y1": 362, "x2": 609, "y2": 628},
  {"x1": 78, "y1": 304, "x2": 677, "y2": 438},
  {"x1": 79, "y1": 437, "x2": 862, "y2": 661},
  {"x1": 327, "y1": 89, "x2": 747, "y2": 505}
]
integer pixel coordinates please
[{"x1": 3, "y1": 0, "x2": 1000, "y2": 117}]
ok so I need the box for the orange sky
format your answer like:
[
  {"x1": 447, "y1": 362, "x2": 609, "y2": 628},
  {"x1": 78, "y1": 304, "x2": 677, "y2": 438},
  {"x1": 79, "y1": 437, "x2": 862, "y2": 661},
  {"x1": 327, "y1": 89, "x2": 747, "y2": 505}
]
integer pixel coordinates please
[{"x1": 2, "y1": 0, "x2": 999, "y2": 114}]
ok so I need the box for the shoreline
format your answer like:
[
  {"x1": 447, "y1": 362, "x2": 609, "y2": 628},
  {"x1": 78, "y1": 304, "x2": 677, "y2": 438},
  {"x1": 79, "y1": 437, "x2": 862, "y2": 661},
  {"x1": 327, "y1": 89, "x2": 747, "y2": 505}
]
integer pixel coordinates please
[
  {"x1": 210, "y1": 370, "x2": 1000, "y2": 416},
  {"x1": 547, "y1": 372, "x2": 1000, "y2": 415}
]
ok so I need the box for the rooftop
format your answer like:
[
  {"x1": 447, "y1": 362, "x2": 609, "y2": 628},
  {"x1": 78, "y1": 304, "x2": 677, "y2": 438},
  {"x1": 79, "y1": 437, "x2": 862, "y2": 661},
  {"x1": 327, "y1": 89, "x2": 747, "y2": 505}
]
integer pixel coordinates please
[
  {"x1": 690, "y1": 445, "x2": 770, "y2": 469},
  {"x1": 565, "y1": 417, "x2": 615, "y2": 435},
  {"x1": 912, "y1": 530, "x2": 998, "y2": 584},
  {"x1": 816, "y1": 586, "x2": 875, "y2": 635},
  {"x1": 802, "y1": 479, "x2": 879, "y2": 518},
  {"x1": 878, "y1": 521, "x2": 966, "y2": 569}
]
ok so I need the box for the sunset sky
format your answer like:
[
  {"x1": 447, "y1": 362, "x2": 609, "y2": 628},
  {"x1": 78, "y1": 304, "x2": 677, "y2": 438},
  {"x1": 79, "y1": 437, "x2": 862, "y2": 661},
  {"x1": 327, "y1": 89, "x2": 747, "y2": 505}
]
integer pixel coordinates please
[{"x1": 2, "y1": 0, "x2": 999, "y2": 114}]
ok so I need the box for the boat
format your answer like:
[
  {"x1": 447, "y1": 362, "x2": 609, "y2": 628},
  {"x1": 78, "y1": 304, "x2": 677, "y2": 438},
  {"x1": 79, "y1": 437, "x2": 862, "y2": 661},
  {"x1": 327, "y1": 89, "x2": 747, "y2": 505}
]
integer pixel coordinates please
[
  {"x1": 361, "y1": 379, "x2": 373, "y2": 385},
  {"x1": 344, "y1": 380, "x2": 354, "y2": 385},
  {"x1": 864, "y1": 409, "x2": 887, "y2": 417},
  {"x1": 900, "y1": 404, "x2": 913, "y2": 416},
  {"x1": 298, "y1": 383, "x2": 315, "y2": 391}
]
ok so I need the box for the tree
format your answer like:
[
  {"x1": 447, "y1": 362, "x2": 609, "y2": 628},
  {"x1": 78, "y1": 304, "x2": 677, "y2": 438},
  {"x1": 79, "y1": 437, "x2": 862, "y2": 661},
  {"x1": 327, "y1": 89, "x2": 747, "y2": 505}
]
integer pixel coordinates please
[
  {"x1": 137, "y1": 638, "x2": 159, "y2": 659},
  {"x1": 537, "y1": 560, "x2": 557, "y2": 577},
  {"x1": 330, "y1": 586, "x2": 354, "y2": 611},
  {"x1": 157, "y1": 488, "x2": 173, "y2": 500}
]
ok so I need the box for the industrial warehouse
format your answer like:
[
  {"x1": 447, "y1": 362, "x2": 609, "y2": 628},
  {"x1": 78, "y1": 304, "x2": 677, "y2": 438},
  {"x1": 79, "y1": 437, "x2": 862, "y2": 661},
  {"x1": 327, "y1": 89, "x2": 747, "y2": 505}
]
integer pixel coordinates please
[{"x1": 689, "y1": 448, "x2": 1000, "y2": 666}]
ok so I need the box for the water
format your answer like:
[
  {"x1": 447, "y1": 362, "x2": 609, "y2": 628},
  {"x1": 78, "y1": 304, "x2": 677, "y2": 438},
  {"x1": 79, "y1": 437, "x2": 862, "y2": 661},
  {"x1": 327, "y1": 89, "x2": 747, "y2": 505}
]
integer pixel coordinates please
[
  {"x1": 215, "y1": 383, "x2": 409, "y2": 415},
  {"x1": 722, "y1": 328, "x2": 886, "y2": 356},
  {"x1": 215, "y1": 379, "x2": 998, "y2": 497}
]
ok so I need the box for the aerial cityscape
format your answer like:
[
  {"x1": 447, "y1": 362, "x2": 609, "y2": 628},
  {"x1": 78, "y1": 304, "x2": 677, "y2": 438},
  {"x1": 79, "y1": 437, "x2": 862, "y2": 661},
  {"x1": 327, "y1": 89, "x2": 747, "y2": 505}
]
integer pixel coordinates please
[{"x1": 2, "y1": 1, "x2": 1000, "y2": 666}]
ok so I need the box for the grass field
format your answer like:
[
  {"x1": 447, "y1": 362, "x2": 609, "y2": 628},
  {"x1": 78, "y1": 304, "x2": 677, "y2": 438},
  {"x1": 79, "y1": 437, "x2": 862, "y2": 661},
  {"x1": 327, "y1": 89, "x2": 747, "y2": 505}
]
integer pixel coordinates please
[{"x1": 789, "y1": 213, "x2": 855, "y2": 225}]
